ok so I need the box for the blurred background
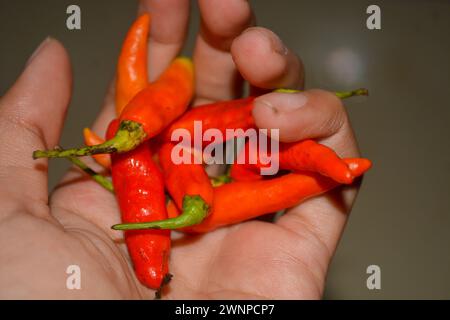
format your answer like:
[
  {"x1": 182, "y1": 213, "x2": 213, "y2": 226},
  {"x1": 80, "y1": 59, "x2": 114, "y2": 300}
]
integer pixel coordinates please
[{"x1": 0, "y1": 0, "x2": 449, "y2": 299}]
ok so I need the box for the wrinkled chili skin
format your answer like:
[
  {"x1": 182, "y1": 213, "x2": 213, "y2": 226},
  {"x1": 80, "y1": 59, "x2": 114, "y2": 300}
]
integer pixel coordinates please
[{"x1": 108, "y1": 119, "x2": 171, "y2": 289}]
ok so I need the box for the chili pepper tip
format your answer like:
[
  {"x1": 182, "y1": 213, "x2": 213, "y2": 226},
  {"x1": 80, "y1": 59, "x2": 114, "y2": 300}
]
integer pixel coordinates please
[{"x1": 154, "y1": 273, "x2": 173, "y2": 300}]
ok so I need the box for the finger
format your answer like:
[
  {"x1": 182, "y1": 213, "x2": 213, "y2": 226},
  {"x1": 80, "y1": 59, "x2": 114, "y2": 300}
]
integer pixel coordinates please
[
  {"x1": 193, "y1": 0, "x2": 253, "y2": 104},
  {"x1": 0, "y1": 38, "x2": 71, "y2": 209},
  {"x1": 257, "y1": 89, "x2": 364, "y2": 257},
  {"x1": 252, "y1": 89, "x2": 355, "y2": 152},
  {"x1": 231, "y1": 27, "x2": 304, "y2": 91},
  {"x1": 139, "y1": 0, "x2": 190, "y2": 81}
]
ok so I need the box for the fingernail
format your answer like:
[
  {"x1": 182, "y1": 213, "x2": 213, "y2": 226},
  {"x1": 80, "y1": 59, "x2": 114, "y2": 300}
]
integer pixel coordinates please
[
  {"x1": 26, "y1": 37, "x2": 52, "y2": 67},
  {"x1": 270, "y1": 32, "x2": 288, "y2": 56},
  {"x1": 254, "y1": 92, "x2": 308, "y2": 113}
]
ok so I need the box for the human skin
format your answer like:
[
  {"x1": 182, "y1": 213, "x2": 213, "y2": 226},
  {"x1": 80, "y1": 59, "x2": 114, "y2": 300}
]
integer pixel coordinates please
[{"x1": 0, "y1": 0, "x2": 362, "y2": 299}]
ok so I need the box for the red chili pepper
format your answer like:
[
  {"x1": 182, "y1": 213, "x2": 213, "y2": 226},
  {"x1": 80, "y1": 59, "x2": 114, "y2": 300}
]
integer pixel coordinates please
[
  {"x1": 161, "y1": 97, "x2": 255, "y2": 145},
  {"x1": 157, "y1": 143, "x2": 212, "y2": 229},
  {"x1": 231, "y1": 139, "x2": 354, "y2": 184},
  {"x1": 110, "y1": 143, "x2": 211, "y2": 231},
  {"x1": 229, "y1": 160, "x2": 262, "y2": 182},
  {"x1": 108, "y1": 119, "x2": 172, "y2": 290},
  {"x1": 192, "y1": 158, "x2": 371, "y2": 233}
]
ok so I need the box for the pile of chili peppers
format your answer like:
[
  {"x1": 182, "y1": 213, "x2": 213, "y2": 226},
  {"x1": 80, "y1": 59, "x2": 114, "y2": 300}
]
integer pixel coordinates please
[{"x1": 33, "y1": 14, "x2": 372, "y2": 296}]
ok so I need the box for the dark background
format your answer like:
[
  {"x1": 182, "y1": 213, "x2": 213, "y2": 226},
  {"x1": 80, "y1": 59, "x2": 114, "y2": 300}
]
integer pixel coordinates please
[{"x1": 1, "y1": 0, "x2": 449, "y2": 299}]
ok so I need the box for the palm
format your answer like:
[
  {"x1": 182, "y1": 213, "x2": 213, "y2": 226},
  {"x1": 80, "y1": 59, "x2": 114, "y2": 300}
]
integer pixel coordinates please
[{"x1": 46, "y1": 159, "x2": 331, "y2": 299}]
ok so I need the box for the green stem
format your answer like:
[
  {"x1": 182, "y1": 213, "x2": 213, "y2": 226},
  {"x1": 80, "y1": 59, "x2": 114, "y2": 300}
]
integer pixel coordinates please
[
  {"x1": 33, "y1": 120, "x2": 146, "y2": 159},
  {"x1": 65, "y1": 155, "x2": 114, "y2": 192},
  {"x1": 334, "y1": 88, "x2": 369, "y2": 99},
  {"x1": 112, "y1": 195, "x2": 209, "y2": 230},
  {"x1": 274, "y1": 87, "x2": 369, "y2": 99},
  {"x1": 210, "y1": 174, "x2": 232, "y2": 187}
]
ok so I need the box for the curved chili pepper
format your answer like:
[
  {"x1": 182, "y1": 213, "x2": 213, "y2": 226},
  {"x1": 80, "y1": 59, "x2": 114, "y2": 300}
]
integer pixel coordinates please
[
  {"x1": 193, "y1": 158, "x2": 371, "y2": 233},
  {"x1": 80, "y1": 15, "x2": 151, "y2": 170},
  {"x1": 108, "y1": 119, "x2": 171, "y2": 290},
  {"x1": 147, "y1": 142, "x2": 213, "y2": 229},
  {"x1": 33, "y1": 57, "x2": 194, "y2": 159},
  {"x1": 159, "y1": 142, "x2": 213, "y2": 211},
  {"x1": 231, "y1": 139, "x2": 354, "y2": 184},
  {"x1": 115, "y1": 13, "x2": 150, "y2": 115}
]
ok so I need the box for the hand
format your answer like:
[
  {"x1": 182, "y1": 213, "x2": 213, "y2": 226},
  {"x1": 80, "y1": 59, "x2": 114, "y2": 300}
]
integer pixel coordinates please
[{"x1": 0, "y1": 0, "x2": 362, "y2": 299}]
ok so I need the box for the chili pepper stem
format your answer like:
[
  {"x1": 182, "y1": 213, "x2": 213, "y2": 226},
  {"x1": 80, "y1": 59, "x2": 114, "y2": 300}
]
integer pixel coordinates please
[
  {"x1": 32, "y1": 120, "x2": 146, "y2": 159},
  {"x1": 154, "y1": 273, "x2": 173, "y2": 300},
  {"x1": 334, "y1": 88, "x2": 369, "y2": 99},
  {"x1": 274, "y1": 87, "x2": 369, "y2": 99},
  {"x1": 210, "y1": 174, "x2": 232, "y2": 187},
  {"x1": 65, "y1": 155, "x2": 114, "y2": 193},
  {"x1": 112, "y1": 195, "x2": 209, "y2": 230}
]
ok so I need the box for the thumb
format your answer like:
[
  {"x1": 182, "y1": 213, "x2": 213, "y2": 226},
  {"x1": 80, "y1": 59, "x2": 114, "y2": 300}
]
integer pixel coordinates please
[
  {"x1": 252, "y1": 89, "x2": 348, "y2": 143},
  {"x1": 0, "y1": 38, "x2": 72, "y2": 211}
]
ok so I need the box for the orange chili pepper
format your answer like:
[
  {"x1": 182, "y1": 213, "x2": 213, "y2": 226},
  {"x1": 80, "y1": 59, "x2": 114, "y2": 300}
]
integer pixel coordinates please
[
  {"x1": 231, "y1": 139, "x2": 354, "y2": 184},
  {"x1": 80, "y1": 14, "x2": 151, "y2": 170},
  {"x1": 188, "y1": 158, "x2": 372, "y2": 233},
  {"x1": 107, "y1": 119, "x2": 172, "y2": 292},
  {"x1": 115, "y1": 13, "x2": 151, "y2": 115}
]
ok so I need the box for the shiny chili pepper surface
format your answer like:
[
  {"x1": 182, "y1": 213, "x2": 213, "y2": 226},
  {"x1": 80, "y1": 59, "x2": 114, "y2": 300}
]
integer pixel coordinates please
[
  {"x1": 159, "y1": 142, "x2": 213, "y2": 210},
  {"x1": 108, "y1": 119, "x2": 171, "y2": 290},
  {"x1": 231, "y1": 139, "x2": 354, "y2": 184}
]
